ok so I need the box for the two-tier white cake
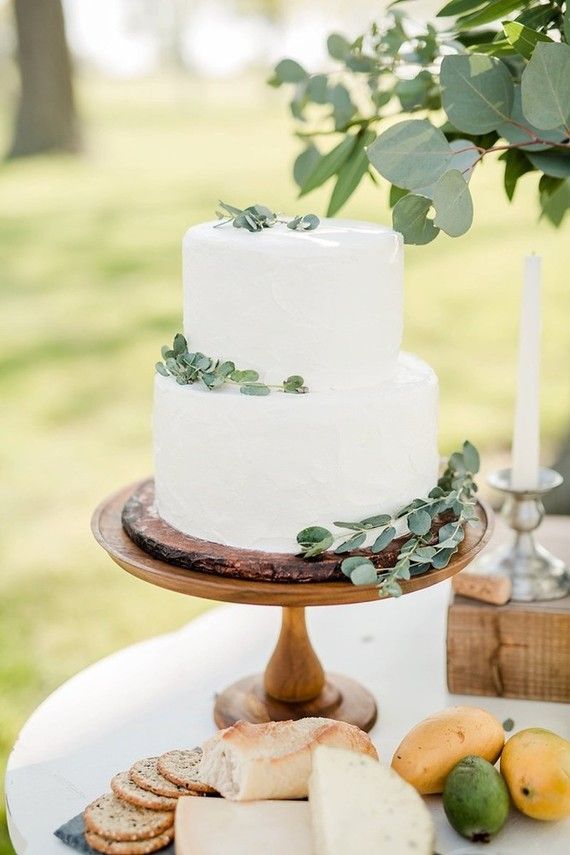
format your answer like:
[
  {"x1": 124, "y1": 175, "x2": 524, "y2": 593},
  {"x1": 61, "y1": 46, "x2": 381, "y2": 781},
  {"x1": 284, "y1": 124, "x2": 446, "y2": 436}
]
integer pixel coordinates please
[{"x1": 153, "y1": 218, "x2": 439, "y2": 553}]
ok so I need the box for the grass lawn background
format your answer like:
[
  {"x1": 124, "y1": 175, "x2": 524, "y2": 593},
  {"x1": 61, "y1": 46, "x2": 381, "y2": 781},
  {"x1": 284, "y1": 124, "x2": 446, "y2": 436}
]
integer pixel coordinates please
[{"x1": 1, "y1": 74, "x2": 569, "y2": 853}]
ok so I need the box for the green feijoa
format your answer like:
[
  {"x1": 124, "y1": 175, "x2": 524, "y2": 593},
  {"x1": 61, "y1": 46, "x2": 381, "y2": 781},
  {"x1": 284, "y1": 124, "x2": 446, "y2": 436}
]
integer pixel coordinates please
[{"x1": 443, "y1": 755, "x2": 509, "y2": 843}]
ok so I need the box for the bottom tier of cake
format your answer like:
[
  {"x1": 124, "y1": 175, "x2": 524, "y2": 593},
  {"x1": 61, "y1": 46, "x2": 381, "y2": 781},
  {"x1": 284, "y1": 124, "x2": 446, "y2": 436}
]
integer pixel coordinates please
[{"x1": 153, "y1": 353, "x2": 439, "y2": 553}]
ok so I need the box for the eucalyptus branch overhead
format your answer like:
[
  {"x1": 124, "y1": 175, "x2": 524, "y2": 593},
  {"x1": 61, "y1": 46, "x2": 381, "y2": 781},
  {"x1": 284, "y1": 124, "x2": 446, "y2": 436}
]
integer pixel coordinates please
[{"x1": 269, "y1": 1, "x2": 570, "y2": 243}]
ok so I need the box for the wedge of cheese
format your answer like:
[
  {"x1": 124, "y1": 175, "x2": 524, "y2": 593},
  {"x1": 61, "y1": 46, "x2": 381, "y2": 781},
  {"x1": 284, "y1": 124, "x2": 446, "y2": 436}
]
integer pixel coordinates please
[
  {"x1": 175, "y1": 796, "x2": 312, "y2": 855},
  {"x1": 309, "y1": 746, "x2": 435, "y2": 854}
]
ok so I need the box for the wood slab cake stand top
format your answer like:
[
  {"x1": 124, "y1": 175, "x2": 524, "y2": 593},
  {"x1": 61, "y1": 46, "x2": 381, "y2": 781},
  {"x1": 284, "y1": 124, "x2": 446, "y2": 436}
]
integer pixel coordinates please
[{"x1": 92, "y1": 480, "x2": 493, "y2": 732}]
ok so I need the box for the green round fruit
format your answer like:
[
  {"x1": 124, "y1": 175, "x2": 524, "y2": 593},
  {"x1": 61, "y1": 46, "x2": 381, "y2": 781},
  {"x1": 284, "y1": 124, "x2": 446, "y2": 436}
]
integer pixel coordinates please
[{"x1": 443, "y1": 755, "x2": 510, "y2": 842}]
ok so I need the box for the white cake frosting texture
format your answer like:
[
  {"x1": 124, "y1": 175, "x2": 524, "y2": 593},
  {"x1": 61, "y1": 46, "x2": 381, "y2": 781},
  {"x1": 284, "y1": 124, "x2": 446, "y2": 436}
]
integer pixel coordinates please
[
  {"x1": 182, "y1": 219, "x2": 403, "y2": 391},
  {"x1": 154, "y1": 217, "x2": 439, "y2": 553}
]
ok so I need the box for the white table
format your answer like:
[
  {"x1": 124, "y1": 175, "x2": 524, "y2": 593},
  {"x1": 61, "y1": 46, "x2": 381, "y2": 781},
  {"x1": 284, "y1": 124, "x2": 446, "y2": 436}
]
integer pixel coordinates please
[{"x1": 5, "y1": 576, "x2": 569, "y2": 854}]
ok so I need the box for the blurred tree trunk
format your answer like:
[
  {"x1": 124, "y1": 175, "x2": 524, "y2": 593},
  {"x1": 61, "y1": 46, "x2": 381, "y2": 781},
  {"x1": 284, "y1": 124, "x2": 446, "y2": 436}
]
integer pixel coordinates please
[{"x1": 8, "y1": 0, "x2": 80, "y2": 159}]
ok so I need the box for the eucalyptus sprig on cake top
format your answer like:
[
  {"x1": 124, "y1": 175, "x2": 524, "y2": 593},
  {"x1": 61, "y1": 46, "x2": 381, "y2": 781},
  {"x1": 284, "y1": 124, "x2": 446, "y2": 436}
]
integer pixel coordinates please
[
  {"x1": 156, "y1": 333, "x2": 308, "y2": 396},
  {"x1": 215, "y1": 201, "x2": 320, "y2": 233},
  {"x1": 297, "y1": 441, "x2": 480, "y2": 597}
]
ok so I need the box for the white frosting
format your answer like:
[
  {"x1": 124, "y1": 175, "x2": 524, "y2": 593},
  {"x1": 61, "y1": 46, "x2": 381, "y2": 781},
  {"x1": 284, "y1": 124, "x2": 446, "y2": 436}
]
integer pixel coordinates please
[
  {"x1": 153, "y1": 354, "x2": 439, "y2": 553},
  {"x1": 182, "y1": 219, "x2": 403, "y2": 391}
]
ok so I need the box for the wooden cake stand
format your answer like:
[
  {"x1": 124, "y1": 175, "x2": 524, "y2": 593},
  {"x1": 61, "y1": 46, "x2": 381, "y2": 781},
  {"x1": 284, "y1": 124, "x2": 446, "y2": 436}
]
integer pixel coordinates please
[{"x1": 92, "y1": 480, "x2": 492, "y2": 733}]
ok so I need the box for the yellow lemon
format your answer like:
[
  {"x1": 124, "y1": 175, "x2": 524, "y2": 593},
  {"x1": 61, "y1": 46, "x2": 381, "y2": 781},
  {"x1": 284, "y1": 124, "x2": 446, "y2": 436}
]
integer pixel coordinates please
[{"x1": 500, "y1": 728, "x2": 570, "y2": 821}]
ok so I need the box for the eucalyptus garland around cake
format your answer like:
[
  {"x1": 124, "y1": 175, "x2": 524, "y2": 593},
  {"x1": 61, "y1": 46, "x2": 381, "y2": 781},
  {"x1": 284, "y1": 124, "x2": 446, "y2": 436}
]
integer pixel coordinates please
[
  {"x1": 297, "y1": 440, "x2": 480, "y2": 597},
  {"x1": 156, "y1": 333, "x2": 308, "y2": 396}
]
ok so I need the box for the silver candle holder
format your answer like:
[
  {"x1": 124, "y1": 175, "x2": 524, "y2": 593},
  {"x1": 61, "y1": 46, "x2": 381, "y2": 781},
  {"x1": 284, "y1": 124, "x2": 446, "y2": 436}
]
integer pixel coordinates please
[{"x1": 474, "y1": 467, "x2": 569, "y2": 602}]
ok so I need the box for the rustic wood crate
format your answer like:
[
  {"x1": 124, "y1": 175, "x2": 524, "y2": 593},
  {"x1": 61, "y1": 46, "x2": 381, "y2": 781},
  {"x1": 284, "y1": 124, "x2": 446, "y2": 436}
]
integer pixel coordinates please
[{"x1": 447, "y1": 594, "x2": 570, "y2": 702}]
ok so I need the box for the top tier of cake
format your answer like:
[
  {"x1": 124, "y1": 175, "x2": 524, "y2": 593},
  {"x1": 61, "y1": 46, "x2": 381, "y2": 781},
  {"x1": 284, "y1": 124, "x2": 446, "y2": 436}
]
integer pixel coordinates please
[{"x1": 182, "y1": 218, "x2": 403, "y2": 392}]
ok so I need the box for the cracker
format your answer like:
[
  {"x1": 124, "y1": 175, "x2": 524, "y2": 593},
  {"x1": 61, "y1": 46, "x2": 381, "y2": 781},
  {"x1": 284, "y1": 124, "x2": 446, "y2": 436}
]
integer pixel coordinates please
[
  {"x1": 157, "y1": 748, "x2": 217, "y2": 795},
  {"x1": 129, "y1": 757, "x2": 188, "y2": 798},
  {"x1": 84, "y1": 793, "x2": 173, "y2": 842},
  {"x1": 85, "y1": 827, "x2": 174, "y2": 854},
  {"x1": 111, "y1": 772, "x2": 178, "y2": 811}
]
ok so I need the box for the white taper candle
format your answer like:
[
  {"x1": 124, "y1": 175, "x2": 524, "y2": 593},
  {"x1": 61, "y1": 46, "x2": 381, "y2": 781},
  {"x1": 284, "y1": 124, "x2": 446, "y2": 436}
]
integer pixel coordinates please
[{"x1": 511, "y1": 255, "x2": 541, "y2": 490}]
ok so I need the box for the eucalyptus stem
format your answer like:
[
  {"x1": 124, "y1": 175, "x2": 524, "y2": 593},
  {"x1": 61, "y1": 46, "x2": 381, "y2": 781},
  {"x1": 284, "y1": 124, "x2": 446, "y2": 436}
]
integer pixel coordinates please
[
  {"x1": 156, "y1": 333, "x2": 308, "y2": 396},
  {"x1": 296, "y1": 441, "x2": 480, "y2": 598}
]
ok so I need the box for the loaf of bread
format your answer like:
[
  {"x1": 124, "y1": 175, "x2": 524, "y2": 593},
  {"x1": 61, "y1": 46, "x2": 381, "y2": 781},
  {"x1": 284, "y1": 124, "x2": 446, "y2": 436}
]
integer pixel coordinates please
[{"x1": 198, "y1": 718, "x2": 378, "y2": 801}]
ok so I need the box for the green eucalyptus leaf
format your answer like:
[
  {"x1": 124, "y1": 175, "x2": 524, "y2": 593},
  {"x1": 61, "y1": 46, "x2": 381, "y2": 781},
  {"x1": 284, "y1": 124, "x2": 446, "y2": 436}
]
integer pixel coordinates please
[
  {"x1": 431, "y1": 547, "x2": 456, "y2": 569},
  {"x1": 303, "y1": 534, "x2": 334, "y2": 557},
  {"x1": 333, "y1": 521, "x2": 367, "y2": 532},
  {"x1": 372, "y1": 526, "x2": 397, "y2": 553},
  {"x1": 437, "y1": 0, "x2": 486, "y2": 17},
  {"x1": 293, "y1": 145, "x2": 321, "y2": 189},
  {"x1": 240, "y1": 383, "x2": 271, "y2": 396},
  {"x1": 367, "y1": 119, "x2": 453, "y2": 190},
  {"x1": 392, "y1": 194, "x2": 439, "y2": 245},
  {"x1": 497, "y1": 87, "x2": 566, "y2": 152},
  {"x1": 463, "y1": 440, "x2": 481, "y2": 473},
  {"x1": 414, "y1": 545, "x2": 437, "y2": 562},
  {"x1": 273, "y1": 58, "x2": 308, "y2": 84},
  {"x1": 173, "y1": 333, "x2": 187, "y2": 355},
  {"x1": 299, "y1": 135, "x2": 357, "y2": 197},
  {"x1": 540, "y1": 177, "x2": 570, "y2": 227},
  {"x1": 361, "y1": 513, "x2": 392, "y2": 527},
  {"x1": 395, "y1": 558, "x2": 411, "y2": 580},
  {"x1": 307, "y1": 74, "x2": 329, "y2": 104},
  {"x1": 449, "y1": 451, "x2": 466, "y2": 473},
  {"x1": 218, "y1": 201, "x2": 244, "y2": 217},
  {"x1": 297, "y1": 526, "x2": 332, "y2": 546},
  {"x1": 327, "y1": 32, "x2": 351, "y2": 60},
  {"x1": 503, "y1": 21, "x2": 553, "y2": 61},
  {"x1": 432, "y1": 169, "x2": 474, "y2": 237},
  {"x1": 346, "y1": 54, "x2": 376, "y2": 73},
  {"x1": 327, "y1": 141, "x2": 371, "y2": 216},
  {"x1": 526, "y1": 150, "x2": 570, "y2": 179},
  {"x1": 381, "y1": 580, "x2": 403, "y2": 598},
  {"x1": 389, "y1": 185, "x2": 409, "y2": 208},
  {"x1": 455, "y1": 0, "x2": 524, "y2": 30},
  {"x1": 196, "y1": 355, "x2": 212, "y2": 370},
  {"x1": 415, "y1": 139, "x2": 480, "y2": 199},
  {"x1": 240, "y1": 370, "x2": 260, "y2": 383},
  {"x1": 521, "y1": 43, "x2": 570, "y2": 131},
  {"x1": 441, "y1": 54, "x2": 514, "y2": 133},
  {"x1": 341, "y1": 556, "x2": 374, "y2": 578},
  {"x1": 335, "y1": 532, "x2": 367, "y2": 553},
  {"x1": 155, "y1": 362, "x2": 169, "y2": 377},
  {"x1": 330, "y1": 83, "x2": 356, "y2": 130},
  {"x1": 409, "y1": 562, "x2": 431, "y2": 577},
  {"x1": 300, "y1": 214, "x2": 320, "y2": 230},
  {"x1": 350, "y1": 563, "x2": 379, "y2": 586},
  {"x1": 218, "y1": 361, "x2": 236, "y2": 378},
  {"x1": 408, "y1": 509, "x2": 432, "y2": 536},
  {"x1": 283, "y1": 375, "x2": 304, "y2": 391},
  {"x1": 395, "y1": 71, "x2": 434, "y2": 111},
  {"x1": 467, "y1": 38, "x2": 515, "y2": 57}
]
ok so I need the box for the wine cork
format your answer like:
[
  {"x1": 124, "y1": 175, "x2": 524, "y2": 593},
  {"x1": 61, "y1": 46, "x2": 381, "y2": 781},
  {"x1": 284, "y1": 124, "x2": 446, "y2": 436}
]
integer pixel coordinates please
[{"x1": 452, "y1": 572, "x2": 512, "y2": 605}]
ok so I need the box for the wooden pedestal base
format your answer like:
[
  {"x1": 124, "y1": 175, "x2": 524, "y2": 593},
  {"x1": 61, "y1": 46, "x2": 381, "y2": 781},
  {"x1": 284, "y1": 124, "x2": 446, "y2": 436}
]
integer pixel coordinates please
[
  {"x1": 92, "y1": 482, "x2": 491, "y2": 734},
  {"x1": 214, "y1": 673, "x2": 378, "y2": 731},
  {"x1": 214, "y1": 605, "x2": 378, "y2": 732}
]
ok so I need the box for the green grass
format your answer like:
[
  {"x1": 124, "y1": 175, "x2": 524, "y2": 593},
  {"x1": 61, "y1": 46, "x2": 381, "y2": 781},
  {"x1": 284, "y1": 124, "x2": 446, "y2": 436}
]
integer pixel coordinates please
[{"x1": 1, "y1": 73, "x2": 569, "y2": 853}]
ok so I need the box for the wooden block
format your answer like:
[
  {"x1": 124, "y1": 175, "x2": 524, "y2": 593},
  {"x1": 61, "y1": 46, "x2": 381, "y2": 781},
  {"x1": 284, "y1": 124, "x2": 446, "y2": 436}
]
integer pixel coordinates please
[{"x1": 447, "y1": 594, "x2": 570, "y2": 702}]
